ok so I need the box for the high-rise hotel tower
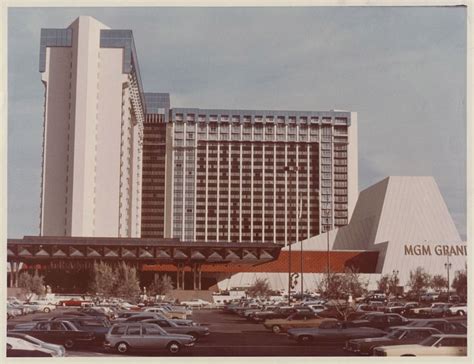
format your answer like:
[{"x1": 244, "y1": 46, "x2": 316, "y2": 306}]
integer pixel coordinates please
[
  {"x1": 142, "y1": 107, "x2": 358, "y2": 245},
  {"x1": 39, "y1": 16, "x2": 145, "y2": 237},
  {"x1": 39, "y1": 16, "x2": 358, "y2": 245}
]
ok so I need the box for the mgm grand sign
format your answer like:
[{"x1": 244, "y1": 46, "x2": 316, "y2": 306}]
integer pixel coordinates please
[{"x1": 404, "y1": 244, "x2": 467, "y2": 256}]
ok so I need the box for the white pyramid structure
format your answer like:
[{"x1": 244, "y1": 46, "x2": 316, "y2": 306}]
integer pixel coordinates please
[{"x1": 291, "y1": 176, "x2": 466, "y2": 285}]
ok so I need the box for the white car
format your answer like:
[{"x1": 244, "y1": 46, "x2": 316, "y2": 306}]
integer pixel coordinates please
[
  {"x1": 448, "y1": 304, "x2": 467, "y2": 316},
  {"x1": 24, "y1": 301, "x2": 56, "y2": 313},
  {"x1": 7, "y1": 337, "x2": 62, "y2": 357},
  {"x1": 180, "y1": 299, "x2": 212, "y2": 308},
  {"x1": 373, "y1": 334, "x2": 467, "y2": 356}
]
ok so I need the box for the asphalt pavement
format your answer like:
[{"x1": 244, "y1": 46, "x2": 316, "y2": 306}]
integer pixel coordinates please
[{"x1": 8, "y1": 308, "x2": 351, "y2": 357}]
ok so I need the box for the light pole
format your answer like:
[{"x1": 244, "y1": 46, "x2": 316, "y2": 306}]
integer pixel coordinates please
[
  {"x1": 392, "y1": 270, "x2": 399, "y2": 297},
  {"x1": 284, "y1": 165, "x2": 298, "y2": 305},
  {"x1": 326, "y1": 226, "x2": 330, "y2": 294},
  {"x1": 444, "y1": 254, "x2": 452, "y2": 302}
]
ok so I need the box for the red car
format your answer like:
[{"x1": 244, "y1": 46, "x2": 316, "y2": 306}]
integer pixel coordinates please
[{"x1": 58, "y1": 299, "x2": 93, "y2": 307}]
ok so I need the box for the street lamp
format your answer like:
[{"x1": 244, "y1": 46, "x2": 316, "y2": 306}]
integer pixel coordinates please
[
  {"x1": 284, "y1": 165, "x2": 299, "y2": 305},
  {"x1": 444, "y1": 254, "x2": 452, "y2": 302},
  {"x1": 392, "y1": 270, "x2": 399, "y2": 297}
]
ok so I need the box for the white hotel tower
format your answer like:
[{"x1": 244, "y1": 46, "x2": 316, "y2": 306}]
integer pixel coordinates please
[{"x1": 39, "y1": 16, "x2": 146, "y2": 237}]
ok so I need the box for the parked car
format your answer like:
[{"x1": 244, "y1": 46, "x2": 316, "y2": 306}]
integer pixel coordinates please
[
  {"x1": 7, "y1": 332, "x2": 66, "y2": 357},
  {"x1": 119, "y1": 312, "x2": 195, "y2": 326},
  {"x1": 448, "y1": 304, "x2": 467, "y2": 316},
  {"x1": 180, "y1": 299, "x2": 212, "y2": 308},
  {"x1": 58, "y1": 298, "x2": 93, "y2": 307},
  {"x1": 383, "y1": 302, "x2": 405, "y2": 314},
  {"x1": 345, "y1": 326, "x2": 442, "y2": 355},
  {"x1": 104, "y1": 323, "x2": 196, "y2": 354},
  {"x1": 252, "y1": 306, "x2": 295, "y2": 322},
  {"x1": 24, "y1": 301, "x2": 56, "y2": 313},
  {"x1": 355, "y1": 313, "x2": 409, "y2": 330},
  {"x1": 7, "y1": 336, "x2": 55, "y2": 357},
  {"x1": 142, "y1": 318, "x2": 210, "y2": 339},
  {"x1": 264, "y1": 312, "x2": 326, "y2": 334},
  {"x1": 395, "y1": 318, "x2": 467, "y2": 334},
  {"x1": 420, "y1": 292, "x2": 440, "y2": 302},
  {"x1": 143, "y1": 307, "x2": 187, "y2": 320},
  {"x1": 417, "y1": 303, "x2": 453, "y2": 318},
  {"x1": 50, "y1": 316, "x2": 111, "y2": 343},
  {"x1": 373, "y1": 334, "x2": 467, "y2": 356},
  {"x1": 246, "y1": 306, "x2": 278, "y2": 321},
  {"x1": 287, "y1": 319, "x2": 386, "y2": 344},
  {"x1": 7, "y1": 303, "x2": 23, "y2": 318},
  {"x1": 10, "y1": 319, "x2": 96, "y2": 349}
]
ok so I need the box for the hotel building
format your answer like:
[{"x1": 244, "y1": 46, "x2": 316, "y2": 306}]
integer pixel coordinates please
[
  {"x1": 39, "y1": 16, "x2": 145, "y2": 238},
  {"x1": 148, "y1": 109, "x2": 358, "y2": 245}
]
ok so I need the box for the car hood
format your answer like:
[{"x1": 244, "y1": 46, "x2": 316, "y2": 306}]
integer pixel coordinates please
[
  {"x1": 351, "y1": 336, "x2": 392, "y2": 344},
  {"x1": 376, "y1": 344, "x2": 423, "y2": 352}
]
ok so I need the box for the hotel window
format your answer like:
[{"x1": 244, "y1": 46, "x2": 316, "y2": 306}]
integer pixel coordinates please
[
  {"x1": 232, "y1": 115, "x2": 240, "y2": 122},
  {"x1": 255, "y1": 115, "x2": 263, "y2": 123},
  {"x1": 210, "y1": 115, "x2": 218, "y2": 122},
  {"x1": 266, "y1": 116, "x2": 274, "y2": 123},
  {"x1": 310, "y1": 117, "x2": 319, "y2": 124},
  {"x1": 221, "y1": 115, "x2": 229, "y2": 122},
  {"x1": 198, "y1": 114, "x2": 206, "y2": 122},
  {"x1": 186, "y1": 114, "x2": 195, "y2": 122},
  {"x1": 243, "y1": 115, "x2": 251, "y2": 122},
  {"x1": 175, "y1": 113, "x2": 184, "y2": 122},
  {"x1": 277, "y1": 116, "x2": 285, "y2": 123}
]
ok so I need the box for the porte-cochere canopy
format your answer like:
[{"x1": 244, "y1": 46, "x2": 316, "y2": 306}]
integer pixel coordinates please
[{"x1": 7, "y1": 236, "x2": 282, "y2": 265}]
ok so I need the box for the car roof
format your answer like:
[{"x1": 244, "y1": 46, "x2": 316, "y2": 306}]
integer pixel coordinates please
[
  {"x1": 432, "y1": 334, "x2": 467, "y2": 338},
  {"x1": 391, "y1": 326, "x2": 440, "y2": 331}
]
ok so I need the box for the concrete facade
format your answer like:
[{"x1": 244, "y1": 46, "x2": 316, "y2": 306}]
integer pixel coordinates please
[{"x1": 39, "y1": 16, "x2": 145, "y2": 237}]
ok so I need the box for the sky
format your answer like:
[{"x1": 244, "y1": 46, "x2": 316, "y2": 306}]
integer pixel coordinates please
[{"x1": 7, "y1": 6, "x2": 467, "y2": 239}]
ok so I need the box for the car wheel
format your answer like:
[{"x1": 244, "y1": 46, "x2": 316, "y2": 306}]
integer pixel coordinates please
[
  {"x1": 64, "y1": 339, "x2": 75, "y2": 349},
  {"x1": 44, "y1": 307, "x2": 50, "y2": 313},
  {"x1": 297, "y1": 335, "x2": 313, "y2": 344},
  {"x1": 272, "y1": 325, "x2": 282, "y2": 334},
  {"x1": 401, "y1": 354, "x2": 416, "y2": 357},
  {"x1": 167, "y1": 341, "x2": 181, "y2": 354},
  {"x1": 457, "y1": 310, "x2": 465, "y2": 316},
  {"x1": 116, "y1": 342, "x2": 129, "y2": 354}
]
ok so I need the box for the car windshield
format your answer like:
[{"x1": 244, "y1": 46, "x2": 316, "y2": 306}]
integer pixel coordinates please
[
  {"x1": 420, "y1": 336, "x2": 440, "y2": 346},
  {"x1": 386, "y1": 330, "x2": 405, "y2": 339}
]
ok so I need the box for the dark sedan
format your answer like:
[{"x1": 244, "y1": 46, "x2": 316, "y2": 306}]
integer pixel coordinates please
[
  {"x1": 50, "y1": 316, "x2": 111, "y2": 343},
  {"x1": 353, "y1": 313, "x2": 409, "y2": 330},
  {"x1": 287, "y1": 319, "x2": 387, "y2": 344},
  {"x1": 345, "y1": 326, "x2": 442, "y2": 355},
  {"x1": 142, "y1": 318, "x2": 210, "y2": 339},
  {"x1": 251, "y1": 307, "x2": 298, "y2": 322},
  {"x1": 10, "y1": 320, "x2": 95, "y2": 349}
]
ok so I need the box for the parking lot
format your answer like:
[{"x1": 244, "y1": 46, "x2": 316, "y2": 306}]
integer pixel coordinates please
[{"x1": 8, "y1": 308, "x2": 350, "y2": 356}]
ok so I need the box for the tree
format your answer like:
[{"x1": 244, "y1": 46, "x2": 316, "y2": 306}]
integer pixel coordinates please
[
  {"x1": 378, "y1": 272, "x2": 400, "y2": 296},
  {"x1": 431, "y1": 274, "x2": 448, "y2": 292},
  {"x1": 148, "y1": 274, "x2": 174, "y2": 297},
  {"x1": 317, "y1": 268, "x2": 368, "y2": 300},
  {"x1": 114, "y1": 262, "x2": 141, "y2": 301},
  {"x1": 247, "y1": 278, "x2": 272, "y2": 299},
  {"x1": 451, "y1": 269, "x2": 467, "y2": 299},
  {"x1": 377, "y1": 274, "x2": 390, "y2": 294},
  {"x1": 18, "y1": 271, "x2": 45, "y2": 301},
  {"x1": 407, "y1": 267, "x2": 432, "y2": 299},
  {"x1": 90, "y1": 261, "x2": 117, "y2": 298}
]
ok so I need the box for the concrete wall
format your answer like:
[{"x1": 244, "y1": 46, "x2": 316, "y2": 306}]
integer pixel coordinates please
[{"x1": 40, "y1": 47, "x2": 72, "y2": 236}]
